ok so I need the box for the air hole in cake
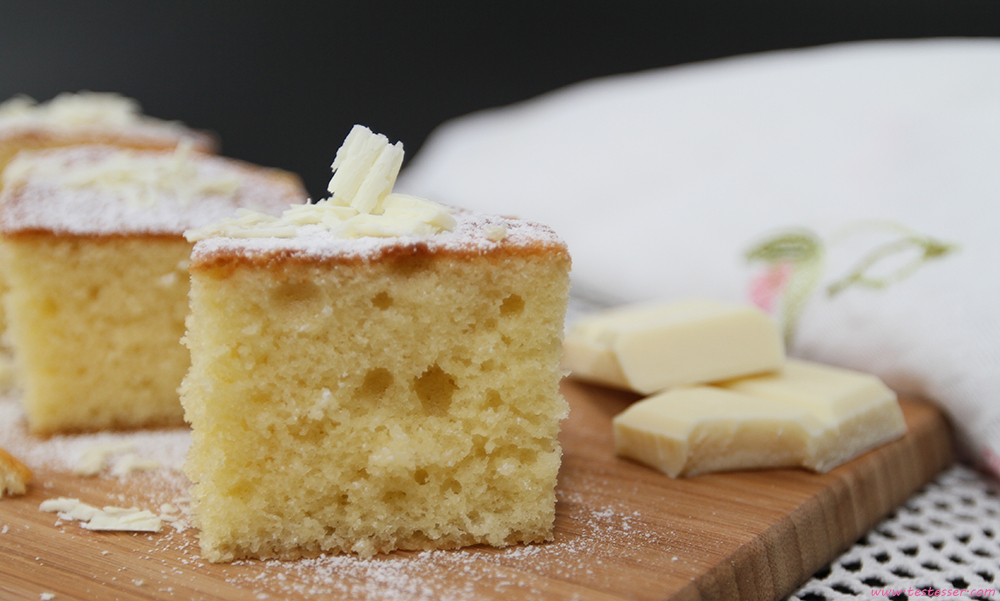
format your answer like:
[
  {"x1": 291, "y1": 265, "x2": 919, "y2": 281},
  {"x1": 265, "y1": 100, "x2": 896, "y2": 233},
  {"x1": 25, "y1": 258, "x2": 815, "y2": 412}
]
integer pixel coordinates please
[
  {"x1": 414, "y1": 468, "x2": 429, "y2": 485},
  {"x1": 452, "y1": 351, "x2": 473, "y2": 367},
  {"x1": 39, "y1": 297, "x2": 58, "y2": 317},
  {"x1": 499, "y1": 294, "x2": 525, "y2": 317},
  {"x1": 382, "y1": 490, "x2": 407, "y2": 506},
  {"x1": 485, "y1": 389, "x2": 503, "y2": 410},
  {"x1": 444, "y1": 479, "x2": 462, "y2": 494},
  {"x1": 496, "y1": 445, "x2": 535, "y2": 466},
  {"x1": 354, "y1": 368, "x2": 394, "y2": 400},
  {"x1": 480, "y1": 359, "x2": 496, "y2": 372},
  {"x1": 371, "y1": 291, "x2": 393, "y2": 310},
  {"x1": 472, "y1": 435, "x2": 490, "y2": 457},
  {"x1": 500, "y1": 334, "x2": 513, "y2": 347},
  {"x1": 413, "y1": 364, "x2": 458, "y2": 416},
  {"x1": 288, "y1": 419, "x2": 338, "y2": 441},
  {"x1": 271, "y1": 280, "x2": 320, "y2": 305},
  {"x1": 484, "y1": 317, "x2": 498, "y2": 330}
]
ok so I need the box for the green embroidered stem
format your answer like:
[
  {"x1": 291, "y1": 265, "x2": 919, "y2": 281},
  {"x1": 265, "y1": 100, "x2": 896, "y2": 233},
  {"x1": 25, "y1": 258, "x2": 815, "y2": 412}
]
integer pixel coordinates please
[
  {"x1": 744, "y1": 220, "x2": 958, "y2": 350},
  {"x1": 746, "y1": 229, "x2": 825, "y2": 348},
  {"x1": 827, "y1": 233, "x2": 958, "y2": 297}
]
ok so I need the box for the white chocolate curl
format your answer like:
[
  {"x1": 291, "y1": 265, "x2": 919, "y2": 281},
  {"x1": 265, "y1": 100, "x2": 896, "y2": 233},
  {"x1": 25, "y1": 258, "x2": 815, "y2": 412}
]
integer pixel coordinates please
[{"x1": 186, "y1": 125, "x2": 456, "y2": 242}]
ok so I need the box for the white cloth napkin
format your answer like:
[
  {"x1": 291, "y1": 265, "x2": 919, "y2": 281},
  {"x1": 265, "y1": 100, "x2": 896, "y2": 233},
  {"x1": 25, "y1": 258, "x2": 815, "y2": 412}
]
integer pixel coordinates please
[{"x1": 398, "y1": 38, "x2": 1000, "y2": 478}]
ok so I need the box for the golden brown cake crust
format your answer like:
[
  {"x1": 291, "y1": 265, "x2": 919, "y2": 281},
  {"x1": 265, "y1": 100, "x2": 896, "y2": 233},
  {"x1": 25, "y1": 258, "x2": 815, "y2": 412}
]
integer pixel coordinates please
[
  {"x1": 0, "y1": 121, "x2": 218, "y2": 154},
  {"x1": 190, "y1": 210, "x2": 571, "y2": 276},
  {"x1": 192, "y1": 235, "x2": 571, "y2": 275},
  {"x1": 2, "y1": 230, "x2": 186, "y2": 243}
]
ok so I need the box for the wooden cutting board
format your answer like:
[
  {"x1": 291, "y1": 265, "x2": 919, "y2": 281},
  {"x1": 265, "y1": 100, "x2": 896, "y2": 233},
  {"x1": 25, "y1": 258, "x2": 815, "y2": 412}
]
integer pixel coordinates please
[{"x1": 0, "y1": 380, "x2": 953, "y2": 601}]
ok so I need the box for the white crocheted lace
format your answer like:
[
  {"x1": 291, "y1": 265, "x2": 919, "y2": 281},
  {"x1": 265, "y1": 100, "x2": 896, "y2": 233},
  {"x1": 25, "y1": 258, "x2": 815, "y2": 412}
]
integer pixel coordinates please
[{"x1": 789, "y1": 464, "x2": 1000, "y2": 600}]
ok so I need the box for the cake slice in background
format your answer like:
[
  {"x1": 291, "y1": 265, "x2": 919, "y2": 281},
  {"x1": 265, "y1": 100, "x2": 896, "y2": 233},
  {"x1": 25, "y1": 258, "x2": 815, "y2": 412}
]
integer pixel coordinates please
[
  {"x1": 0, "y1": 144, "x2": 306, "y2": 434},
  {"x1": 0, "y1": 91, "x2": 217, "y2": 391},
  {"x1": 0, "y1": 92, "x2": 216, "y2": 173},
  {"x1": 181, "y1": 126, "x2": 571, "y2": 561}
]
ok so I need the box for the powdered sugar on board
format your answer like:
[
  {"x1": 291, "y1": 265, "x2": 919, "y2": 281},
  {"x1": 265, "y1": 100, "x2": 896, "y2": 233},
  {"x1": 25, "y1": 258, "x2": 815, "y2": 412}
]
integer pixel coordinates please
[
  {"x1": 226, "y1": 489, "x2": 678, "y2": 601},
  {"x1": 0, "y1": 396, "x2": 190, "y2": 475}
]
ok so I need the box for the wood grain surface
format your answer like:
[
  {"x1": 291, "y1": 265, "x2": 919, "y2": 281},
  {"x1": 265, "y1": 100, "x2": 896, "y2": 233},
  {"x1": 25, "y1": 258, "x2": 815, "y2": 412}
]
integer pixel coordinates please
[{"x1": 0, "y1": 380, "x2": 954, "y2": 601}]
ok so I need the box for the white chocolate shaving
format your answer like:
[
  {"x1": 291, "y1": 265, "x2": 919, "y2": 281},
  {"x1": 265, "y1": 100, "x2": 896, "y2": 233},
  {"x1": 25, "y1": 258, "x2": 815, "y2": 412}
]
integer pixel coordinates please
[
  {"x1": 73, "y1": 442, "x2": 160, "y2": 478},
  {"x1": 74, "y1": 442, "x2": 136, "y2": 476},
  {"x1": 83, "y1": 508, "x2": 161, "y2": 532},
  {"x1": 39, "y1": 497, "x2": 163, "y2": 532},
  {"x1": 108, "y1": 453, "x2": 161, "y2": 477},
  {"x1": 0, "y1": 92, "x2": 142, "y2": 127},
  {"x1": 2, "y1": 140, "x2": 238, "y2": 207},
  {"x1": 484, "y1": 224, "x2": 508, "y2": 242},
  {"x1": 327, "y1": 125, "x2": 404, "y2": 213}
]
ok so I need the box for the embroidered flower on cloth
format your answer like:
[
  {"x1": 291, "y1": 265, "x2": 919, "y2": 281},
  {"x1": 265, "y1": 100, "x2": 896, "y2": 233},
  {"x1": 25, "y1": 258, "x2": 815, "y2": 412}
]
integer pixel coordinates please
[{"x1": 746, "y1": 221, "x2": 958, "y2": 347}]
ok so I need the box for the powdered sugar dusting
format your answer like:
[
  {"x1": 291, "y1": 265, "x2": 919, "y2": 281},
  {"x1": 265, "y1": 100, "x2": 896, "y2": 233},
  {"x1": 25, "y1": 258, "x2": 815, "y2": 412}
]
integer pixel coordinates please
[
  {"x1": 220, "y1": 487, "x2": 672, "y2": 601},
  {"x1": 192, "y1": 209, "x2": 567, "y2": 265},
  {"x1": 0, "y1": 146, "x2": 305, "y2": 236}
]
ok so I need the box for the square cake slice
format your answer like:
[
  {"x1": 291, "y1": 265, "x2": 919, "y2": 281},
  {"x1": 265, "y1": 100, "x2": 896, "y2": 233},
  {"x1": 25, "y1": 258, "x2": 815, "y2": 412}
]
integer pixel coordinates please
[
  {"x1": 181, "y1": 126, "x2": 571, "y2": 561},
  {"x1": 0, "y1": 145, "x2": 306, "y2": 433},
  {"x1": 0, "y1": 92, "x2": 216, "y2": 389}
]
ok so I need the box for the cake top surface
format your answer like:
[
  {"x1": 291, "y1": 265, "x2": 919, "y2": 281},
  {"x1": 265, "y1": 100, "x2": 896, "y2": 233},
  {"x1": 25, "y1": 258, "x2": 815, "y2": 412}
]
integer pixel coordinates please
[
  {"x1": 0, "y1": 92, "x2": 209, "y2": 144},
  {"x1": 186, "y1": 124, "x2": 568, "y2": 265},
  {"x1": 0, "y1": 145, "x2": 306, "y2": 237},
  {"x1": 189, "y1": 208, "x2": 568, "y2": 265}
]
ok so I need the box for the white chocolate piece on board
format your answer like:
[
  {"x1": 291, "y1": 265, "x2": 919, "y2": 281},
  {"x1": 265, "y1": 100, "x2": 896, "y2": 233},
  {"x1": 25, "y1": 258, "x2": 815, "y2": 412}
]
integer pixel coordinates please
[
  {"x1": 563, "y1": 299, "x2": 784, "y2": 394},
  {"x1": 716, "y1": 359, "x2": 907, "y2": 472},
  {"x1": 613, "y1": 387, "x2": 822, "y2": 477},
  {"x1": 613, "y1": 361, "x2": 907, "y2": 477}
]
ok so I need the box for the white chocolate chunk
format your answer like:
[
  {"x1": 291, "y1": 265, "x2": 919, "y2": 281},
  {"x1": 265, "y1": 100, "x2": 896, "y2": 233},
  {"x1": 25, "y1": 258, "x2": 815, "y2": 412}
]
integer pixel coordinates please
[
  {"x1": 613, "y1": 361, "x2": 907, "y2": 477},
  {"x1": 715, "y1": 360, "x2": 907, "y2": 472},
  {"x1": 564, "y1": 300, "x2": 784, "y2": 394},
  {"x1": 613, "y1": 387, "x2": 822, "y2": 477}
]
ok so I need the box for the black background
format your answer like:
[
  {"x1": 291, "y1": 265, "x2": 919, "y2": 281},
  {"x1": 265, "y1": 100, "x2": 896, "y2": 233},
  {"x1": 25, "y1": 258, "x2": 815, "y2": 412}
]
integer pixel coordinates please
[{"x1": 2, "y1": 1, "x2": 999, "y2": 199}]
